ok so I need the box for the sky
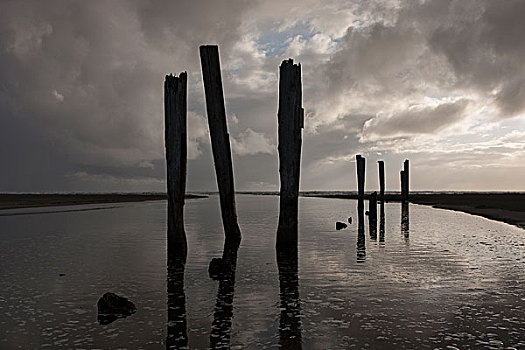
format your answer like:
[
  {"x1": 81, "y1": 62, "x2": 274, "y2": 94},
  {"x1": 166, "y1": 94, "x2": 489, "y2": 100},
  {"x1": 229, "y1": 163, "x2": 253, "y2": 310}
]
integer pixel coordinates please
[{"x1": 1, "y1": 0, "x2": 525, "y2": 193}]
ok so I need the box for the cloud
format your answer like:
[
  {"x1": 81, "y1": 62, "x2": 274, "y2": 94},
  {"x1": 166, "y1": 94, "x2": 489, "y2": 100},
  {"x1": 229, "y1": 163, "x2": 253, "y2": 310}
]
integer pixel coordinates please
[
  {"x1": 361, "y1": 99, "x2": 469, "y2": 141},
  {"x1": 1, "y1": 0, "x2": 525, "y2": 191},
  {"x1": 231, "y1": 128, "x2": 274, "y2": 156}
]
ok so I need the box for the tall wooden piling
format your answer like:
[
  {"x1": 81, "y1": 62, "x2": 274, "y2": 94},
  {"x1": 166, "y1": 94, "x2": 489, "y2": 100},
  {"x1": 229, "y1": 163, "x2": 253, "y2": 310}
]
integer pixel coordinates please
[
  {"x1": 403, "y1": 159, "x2": 409, "y2": 201},
  {"x1": 200, "y1": 45, "x2": 241, "y2": 242},
  {"x1": 378, "y1": 160, "x2": 385, "y2": 202},
  {"x1": 276, "y1": 59, "x2": 304, "y2": 248},
  {"x1": 165, "y1": 72, "x2": 188, "y2": 256},
  {"x1": 356, "y1": 155, "x2": 365, "y2": 200},
  {"x1": 400, "y1": 170, "x2": 406, "y2": 201}
]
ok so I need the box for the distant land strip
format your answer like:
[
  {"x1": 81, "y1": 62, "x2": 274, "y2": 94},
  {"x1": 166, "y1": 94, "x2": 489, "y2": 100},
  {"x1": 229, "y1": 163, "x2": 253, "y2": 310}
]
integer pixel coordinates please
[
  {"x1": 0, "y1": 193, "x2": 207, "y2": 210},
  {"x1": 303, "y1": 192, "x2": 525, "y2": 230},
  {"x1": 1, "y1": 192, "x2": 523, "y2": 230}
]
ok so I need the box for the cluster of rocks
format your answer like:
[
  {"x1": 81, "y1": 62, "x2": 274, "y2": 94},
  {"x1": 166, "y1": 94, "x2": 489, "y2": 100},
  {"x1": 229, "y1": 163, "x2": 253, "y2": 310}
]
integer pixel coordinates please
[{"x1": 336, "y1": 216, "x2": 352, "y2": 230}]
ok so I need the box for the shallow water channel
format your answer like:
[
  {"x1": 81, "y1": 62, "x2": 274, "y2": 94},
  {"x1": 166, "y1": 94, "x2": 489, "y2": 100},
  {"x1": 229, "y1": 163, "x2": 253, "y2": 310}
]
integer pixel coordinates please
[{"x1": 0, "y1": 195, "x2": 524, "y2": 349}]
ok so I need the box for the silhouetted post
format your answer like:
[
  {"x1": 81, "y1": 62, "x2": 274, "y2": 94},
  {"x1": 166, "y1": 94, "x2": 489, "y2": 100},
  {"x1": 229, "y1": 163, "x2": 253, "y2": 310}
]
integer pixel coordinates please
[
  {"x1": 356, "y1": 155, "x2": 365, "y2": 200},
  {"x1": 378, "y1": 161, "x2": 385, "y2": 202},
  {"x1": 200, "y1": 45, "x2": 241, "y2": 242},
  {"x1": 369, "y1": 191, "x2": 377, "y2": 240},
  {"x1": 404, "y1": 159, "x2": 409, "y2": 201},
  {"x1": 401, "y1": 160, "x2": 409, "y2": 202},
  {"x1": 165, "y1": 72, "x2": 188, "y2": 257},
  {"x1": 276, "y1": 59, "x2": 304, "y2": 248},
  {"x1": 400, "y1": 170, "x2": 406, "y2": 202}
]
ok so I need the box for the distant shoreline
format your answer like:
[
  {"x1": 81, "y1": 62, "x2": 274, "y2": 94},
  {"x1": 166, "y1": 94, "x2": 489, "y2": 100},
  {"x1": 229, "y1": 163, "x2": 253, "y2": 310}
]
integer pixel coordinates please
[
  {"x1": 0, "y1": 193, "x2": 206, "y2": 210},
  {"x1": 303, "y1": 192, "x2": 525, "y2": 230},
  {"x1": 1, "y1": 192, "x2": 524, "y2": 230}
]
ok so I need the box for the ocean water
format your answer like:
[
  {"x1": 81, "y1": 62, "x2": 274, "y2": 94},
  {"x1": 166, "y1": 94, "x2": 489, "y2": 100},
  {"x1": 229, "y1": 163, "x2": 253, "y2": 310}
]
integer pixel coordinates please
[{"x1": 0, "y1": 195, "x2": 523, "y2": 349}]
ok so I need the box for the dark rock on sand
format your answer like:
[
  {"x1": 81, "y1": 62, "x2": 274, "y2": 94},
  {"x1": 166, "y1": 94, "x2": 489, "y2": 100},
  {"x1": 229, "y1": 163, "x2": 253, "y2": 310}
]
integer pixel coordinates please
[
  {"x1": 97, "y1": 292, "x2": 136, "y2": 325},
  {"x1": 208, "y1": 258, "x2": 224, "y2": 280},
  {"x1": 336, "y1": 222, "x2": 347, "y2": 230},
  {"x1": 348, "y1": 217, "x2": 352, "y2": 224}
]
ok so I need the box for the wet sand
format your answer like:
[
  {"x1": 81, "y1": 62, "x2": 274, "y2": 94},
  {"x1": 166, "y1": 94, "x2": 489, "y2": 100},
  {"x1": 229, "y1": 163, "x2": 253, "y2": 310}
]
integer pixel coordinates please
[
  {"x1": 0, "y1": 193, "x2": 206, "y2": 210},
  {"x1": 303, "y1": 192, "x2": 525, "y2": 229}
]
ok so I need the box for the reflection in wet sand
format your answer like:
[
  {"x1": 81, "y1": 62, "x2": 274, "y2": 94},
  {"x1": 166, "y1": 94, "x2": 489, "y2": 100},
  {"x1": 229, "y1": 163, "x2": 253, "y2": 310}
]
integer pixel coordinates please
[
  {"x1": 277, "y1": 245, "x2": 302, "y2": 350},
  {"x1": 357, "y1": 201, "x2": 366, "y2": 262},
  {"x1": 210, "y1": 239, "x2": 240, "y2": 349},
  {"x1": 379, "y1": 202, "x2": 385, "y2": 243},
  {"x1": 166, "y1": 251, "x2": 188, "y2": 349},
  {"x1": 401, "y1": 202, "x2": 409, "y2": 239}
]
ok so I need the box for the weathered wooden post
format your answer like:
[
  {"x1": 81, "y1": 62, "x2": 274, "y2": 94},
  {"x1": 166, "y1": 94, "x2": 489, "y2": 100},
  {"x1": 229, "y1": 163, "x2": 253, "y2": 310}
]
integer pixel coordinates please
[
  {"x1": 404, "y1": 159, "x2": 409, "y2": 201},
  {"x1": 378, "y1": 160, "x2": 385, "y2": 202},
  {"x1": 276, "y1": 59, "x2": 304, "y2": 248},
  {"x1": 165, "y1": 72, "x2": 188, "y2": 256},
  {"x1": 356, "y1": 155, "x2": 365, "y2": 200},
  {"x1": 401, "y1": 159, "x2": 409, "y2": 202},
  {"x1": 369, "y1": 191, "x2": 377, "y2": 239},
  {"x1": 200, "y1": 45, "x2": 241, "y2": 242}
]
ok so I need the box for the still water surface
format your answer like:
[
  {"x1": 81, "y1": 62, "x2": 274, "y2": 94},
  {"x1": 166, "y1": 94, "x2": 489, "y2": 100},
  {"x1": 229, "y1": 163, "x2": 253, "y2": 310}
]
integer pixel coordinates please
[{"x1": 0, "y1": 195, "x2": 524, "y2": 349}]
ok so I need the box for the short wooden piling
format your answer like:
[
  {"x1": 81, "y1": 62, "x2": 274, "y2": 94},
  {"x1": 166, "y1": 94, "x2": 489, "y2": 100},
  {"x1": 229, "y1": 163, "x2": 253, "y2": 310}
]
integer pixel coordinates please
[
  {"x1": 276, "y1": 59, "x2": 304, "y2": 248},
  {"x1": 165, "y1": 72, "x2": 188, "y2": 256},
  {"x1": 356, "y1": 155, "x2": 365, "y2": 201},
  {"x1": 378, "y1": 161, "x2": 385, "y2": 202},
  {"x1": 200, "y1": 45, "x2": 241, "y2": 242}
]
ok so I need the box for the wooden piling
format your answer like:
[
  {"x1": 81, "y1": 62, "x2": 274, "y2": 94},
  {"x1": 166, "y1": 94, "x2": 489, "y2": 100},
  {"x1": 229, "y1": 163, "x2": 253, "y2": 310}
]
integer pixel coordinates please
[
  {"x1": 400, "y1": 170, "x2": 406, "y2": 202},
  {"x1": 276, "y1": 59, "x2": 304, "y2": 248},
  {"x1": 165, "y1": 72, "x2": 188, "y2": 256},
  {"x1": 200, "y1": 45, "x2": 241, "y2": 242},
  {"x1": 378, "y1": 160, "x2": 385, "y2": 202},
  {"x1": 404, "y1": 159, "x2": 409, "y2": 201},
  {"x1": 356, "y1": 155, "x2": 365, "y2": 200}
]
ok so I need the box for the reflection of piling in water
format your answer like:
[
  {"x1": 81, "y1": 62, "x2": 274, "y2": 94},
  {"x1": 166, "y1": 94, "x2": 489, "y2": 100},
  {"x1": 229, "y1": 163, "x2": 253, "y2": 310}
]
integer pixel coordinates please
[
  {"x1": 379, "y1": 202, "x2": 385, "y2": 243},
  {"x1": 356, "y1": 155, "x2": 365, "y2": 203},
  {"x1": 210, "y1": 239, "x2": 240, "y2": 349},
  {"x1": 357, "y1": 202, "x2": 366, "y2": 262},
  {"x1": 401, "y1": 202, "x2": 409, "y2": 238},
  {"x1": 200, "y1": 45, "x2": 241, "y2": 242},
  {"x1": 277, "y1": 59, "x2": 304, "y2": 248},
  {"x1": 401, "y1": 160, "x2": 409, "y2": 202},
  {"x1": 166, "y1": 253, "x2": 188, "y2": 349},
  {"x1": 277, "y1": 245, "x2": 302, "y2": 350},
  {"x1": 378, "y1": 161, "x2": 385, "y2": 202},
  {"x1": 369, "y1": 192, "x2": 378, "y2": 240},
  {"x1": 165, "y1": 72, "x2": 188, "y2": 257}
]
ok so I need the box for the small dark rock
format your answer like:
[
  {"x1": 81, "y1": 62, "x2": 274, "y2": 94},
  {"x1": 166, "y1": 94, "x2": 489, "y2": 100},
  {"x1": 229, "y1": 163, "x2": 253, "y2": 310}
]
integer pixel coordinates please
[
  {"x1": 59, "y1": 273, "x2": 65, "y2": 276},
  {"x1": 208, "y1": 258, "x2": 224, "y2": 280},
  {"x1": 347, "y1": 217, "x2": 352, "y2": 224},
  {"x1": 97, "y1": 292, "x2": 136, "y2": 325},
  {"x1": 336, "y1": 222, "x2": 347, "y2": 230},
  {"x1": 365, "y1": 211, "x2": 369, "y2": 216}
]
